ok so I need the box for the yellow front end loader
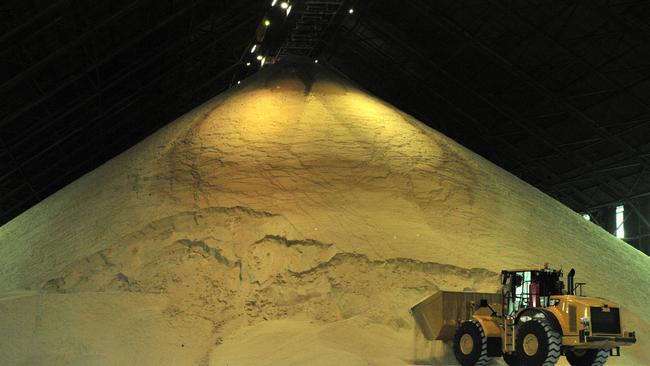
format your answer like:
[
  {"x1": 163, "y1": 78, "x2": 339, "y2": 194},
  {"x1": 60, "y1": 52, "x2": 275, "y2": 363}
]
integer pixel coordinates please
[{"x1": 410, "y1": 266, "x2": 636, "y2": 366}]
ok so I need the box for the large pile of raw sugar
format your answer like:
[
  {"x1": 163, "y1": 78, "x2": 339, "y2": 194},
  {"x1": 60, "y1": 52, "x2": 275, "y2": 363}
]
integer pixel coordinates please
[{"x1": 0, "y1": 60, "x2": 647, "y2": 365}]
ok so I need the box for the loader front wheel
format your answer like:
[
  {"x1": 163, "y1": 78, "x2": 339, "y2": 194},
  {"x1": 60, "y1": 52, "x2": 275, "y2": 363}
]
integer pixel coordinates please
[
  {"x1": 453, "y1": 320, "x2": 489, "y2": 366},
  {"x1": 565, "y1": 349, "x2": 609, "y2": 366},
  {"x1": 515, "y1": 318, "x2": 561, "y2": 366}
]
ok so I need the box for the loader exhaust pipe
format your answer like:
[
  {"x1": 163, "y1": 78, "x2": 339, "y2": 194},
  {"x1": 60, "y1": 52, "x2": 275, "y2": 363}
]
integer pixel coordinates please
[{"x1": 567, "y1": 268, "x2": 575, "y2": 295}]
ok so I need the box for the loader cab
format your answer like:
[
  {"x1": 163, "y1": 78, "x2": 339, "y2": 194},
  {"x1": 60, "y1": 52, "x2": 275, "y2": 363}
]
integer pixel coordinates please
[{"x1": 501, "y1": 268, "x2": 564, "y2": 316}]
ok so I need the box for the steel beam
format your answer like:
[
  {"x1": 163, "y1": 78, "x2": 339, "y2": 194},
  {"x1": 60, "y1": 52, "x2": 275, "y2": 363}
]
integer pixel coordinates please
[
  {"x1": 329, "y1": 16, "x2": 595, "y2": 208},
  {"x1": 0, "y1": 0, "x2": 66, "y2": 44},
  {"x1": 0, "y1": 0, "x2": 146, "y2": 93},
  {"x1": 0, "y1": 14, "x2": 253, "y2": 184},
  {"x1": 414, "y1": 0, "x2": 650, "y2": 210}
]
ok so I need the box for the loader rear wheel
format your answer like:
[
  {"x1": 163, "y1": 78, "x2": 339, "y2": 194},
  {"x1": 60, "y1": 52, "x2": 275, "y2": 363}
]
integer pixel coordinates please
[
  {"x1": 452, "y1": 320, "x2": 489, "y2": 366},
  {"x1": 565, "y1": 349, "x2": 609, "y2": 366},
  {"x1": 515, "y1": 318, "x2": 561, "y2": 366},
  {"x1": 503, "y1": 352, "x2": 522, "y2": 366}
]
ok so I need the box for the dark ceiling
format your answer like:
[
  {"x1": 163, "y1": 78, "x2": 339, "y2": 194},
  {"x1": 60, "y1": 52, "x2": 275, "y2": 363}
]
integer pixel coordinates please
[
  {"x1": 323, "y1": 1, "x2": 650, "y2": 212},
  {"x1": 2, "y1": 0, "x2": 650, "y2": 249}
]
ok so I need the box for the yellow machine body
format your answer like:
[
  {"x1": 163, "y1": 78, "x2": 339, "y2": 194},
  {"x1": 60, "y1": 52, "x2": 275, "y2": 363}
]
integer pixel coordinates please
[{"x1": 411, "y1": 284, "x2": 636, "y2": 356}]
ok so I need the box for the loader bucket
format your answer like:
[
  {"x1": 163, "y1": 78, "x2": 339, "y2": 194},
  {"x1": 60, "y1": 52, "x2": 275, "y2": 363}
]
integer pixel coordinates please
[{"x1": 410, "y1": 291, "x2": 501, "y2": 341}]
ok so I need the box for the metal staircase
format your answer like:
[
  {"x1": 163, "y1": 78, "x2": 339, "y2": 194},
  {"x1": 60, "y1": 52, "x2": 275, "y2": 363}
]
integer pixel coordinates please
[{"x1": 276, "y1": 0, "x2": 347, "y2": 58}]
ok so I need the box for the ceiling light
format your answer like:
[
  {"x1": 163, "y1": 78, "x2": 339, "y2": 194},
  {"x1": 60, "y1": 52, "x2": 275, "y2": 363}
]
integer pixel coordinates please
[
  {"x1": 280, "y1": 2, "x2": 289, "y2": 9},
  {"x1": 264, "y1": 19, "x2": 271, "y2": 27},
  {"x1": 314, "y1": 59, "x2": 319, "y2": 63},
  {"x1": 286, "y1": 5, "x2": 292, "y2": 15},
  {"x1": 256, "y1": 55, "x2": 263, "y2": 61},
  {"x1": 261, "y1": 57, "x2": 267, "y2": 67},
  {"x1": 348, "y1": 8, "x2": 354, "y2": 14},
  {"x1": 271, "y1": 0, "x2": 278, "y2": 6},
  {"x1": 250, "y1": 44, "x2": 257, "y2": 53},
  {"x1": 237, "y1": 81, "x2": 241, "y2": 85}
]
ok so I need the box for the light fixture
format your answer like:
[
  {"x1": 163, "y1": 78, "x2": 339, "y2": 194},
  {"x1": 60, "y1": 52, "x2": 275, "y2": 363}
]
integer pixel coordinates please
[
  {"x1": 280, "y1": 2, "x2": 289, "y2": 9},
  {"x1": 264, "y1": 19, "x2": 271, "y2": 27},
  {"x1": 250, "y1": 44, "x2": 257, "y2": 53},
  {"x1": 256, "y1": 55, "x2": 263, "y2": 60},
  {"x1": 237, "y1": 81, "x2": 241, "y2": 85},
  {"x1": 286, "y1": 5, "x2": 292, "y2": 15},
  {"x1": 271, "y1": 0, "x2": 278, "y2": 6},
  {"x1": 348, "y1": 8, "x2": 354, "y2": 14},
  {"x1": 260, "y1": 56, "x2": 266, "y2": 67},
  {"x1": 314, "y1": 59, "x2": 319, "y2": 63},
  {"x1": 246, "y1": 62, "x2": 251, "y2": 66}
]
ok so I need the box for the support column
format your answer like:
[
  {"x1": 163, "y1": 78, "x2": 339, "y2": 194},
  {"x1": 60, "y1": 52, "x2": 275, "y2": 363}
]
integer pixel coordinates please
[
  {"x1": 596, "y1": 206, "x2": 618, "y2": 236},
  {"x1": 638, "y1": 198, "x2": 650, "y2": 256}
]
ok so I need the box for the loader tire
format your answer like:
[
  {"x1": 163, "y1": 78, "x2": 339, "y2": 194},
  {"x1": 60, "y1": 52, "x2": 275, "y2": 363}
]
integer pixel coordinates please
[
  {"x1": 503, "y1": 352, "x2": 522, "y2": 366},
  {"x1": 566, "y1": 349, "x2": 609, "y2": 366},
  {"x1": 452, "y1": 320, "x2": 489, "y2": 366},
  {"x1": 515, "y1": 318, "x2": 561, "y2": 366}
]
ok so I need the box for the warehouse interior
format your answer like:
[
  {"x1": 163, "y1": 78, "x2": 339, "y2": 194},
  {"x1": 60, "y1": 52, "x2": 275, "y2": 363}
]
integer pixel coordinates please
[{"x1": 2, "y1": 1, "x2": 650, "y2": 366}]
